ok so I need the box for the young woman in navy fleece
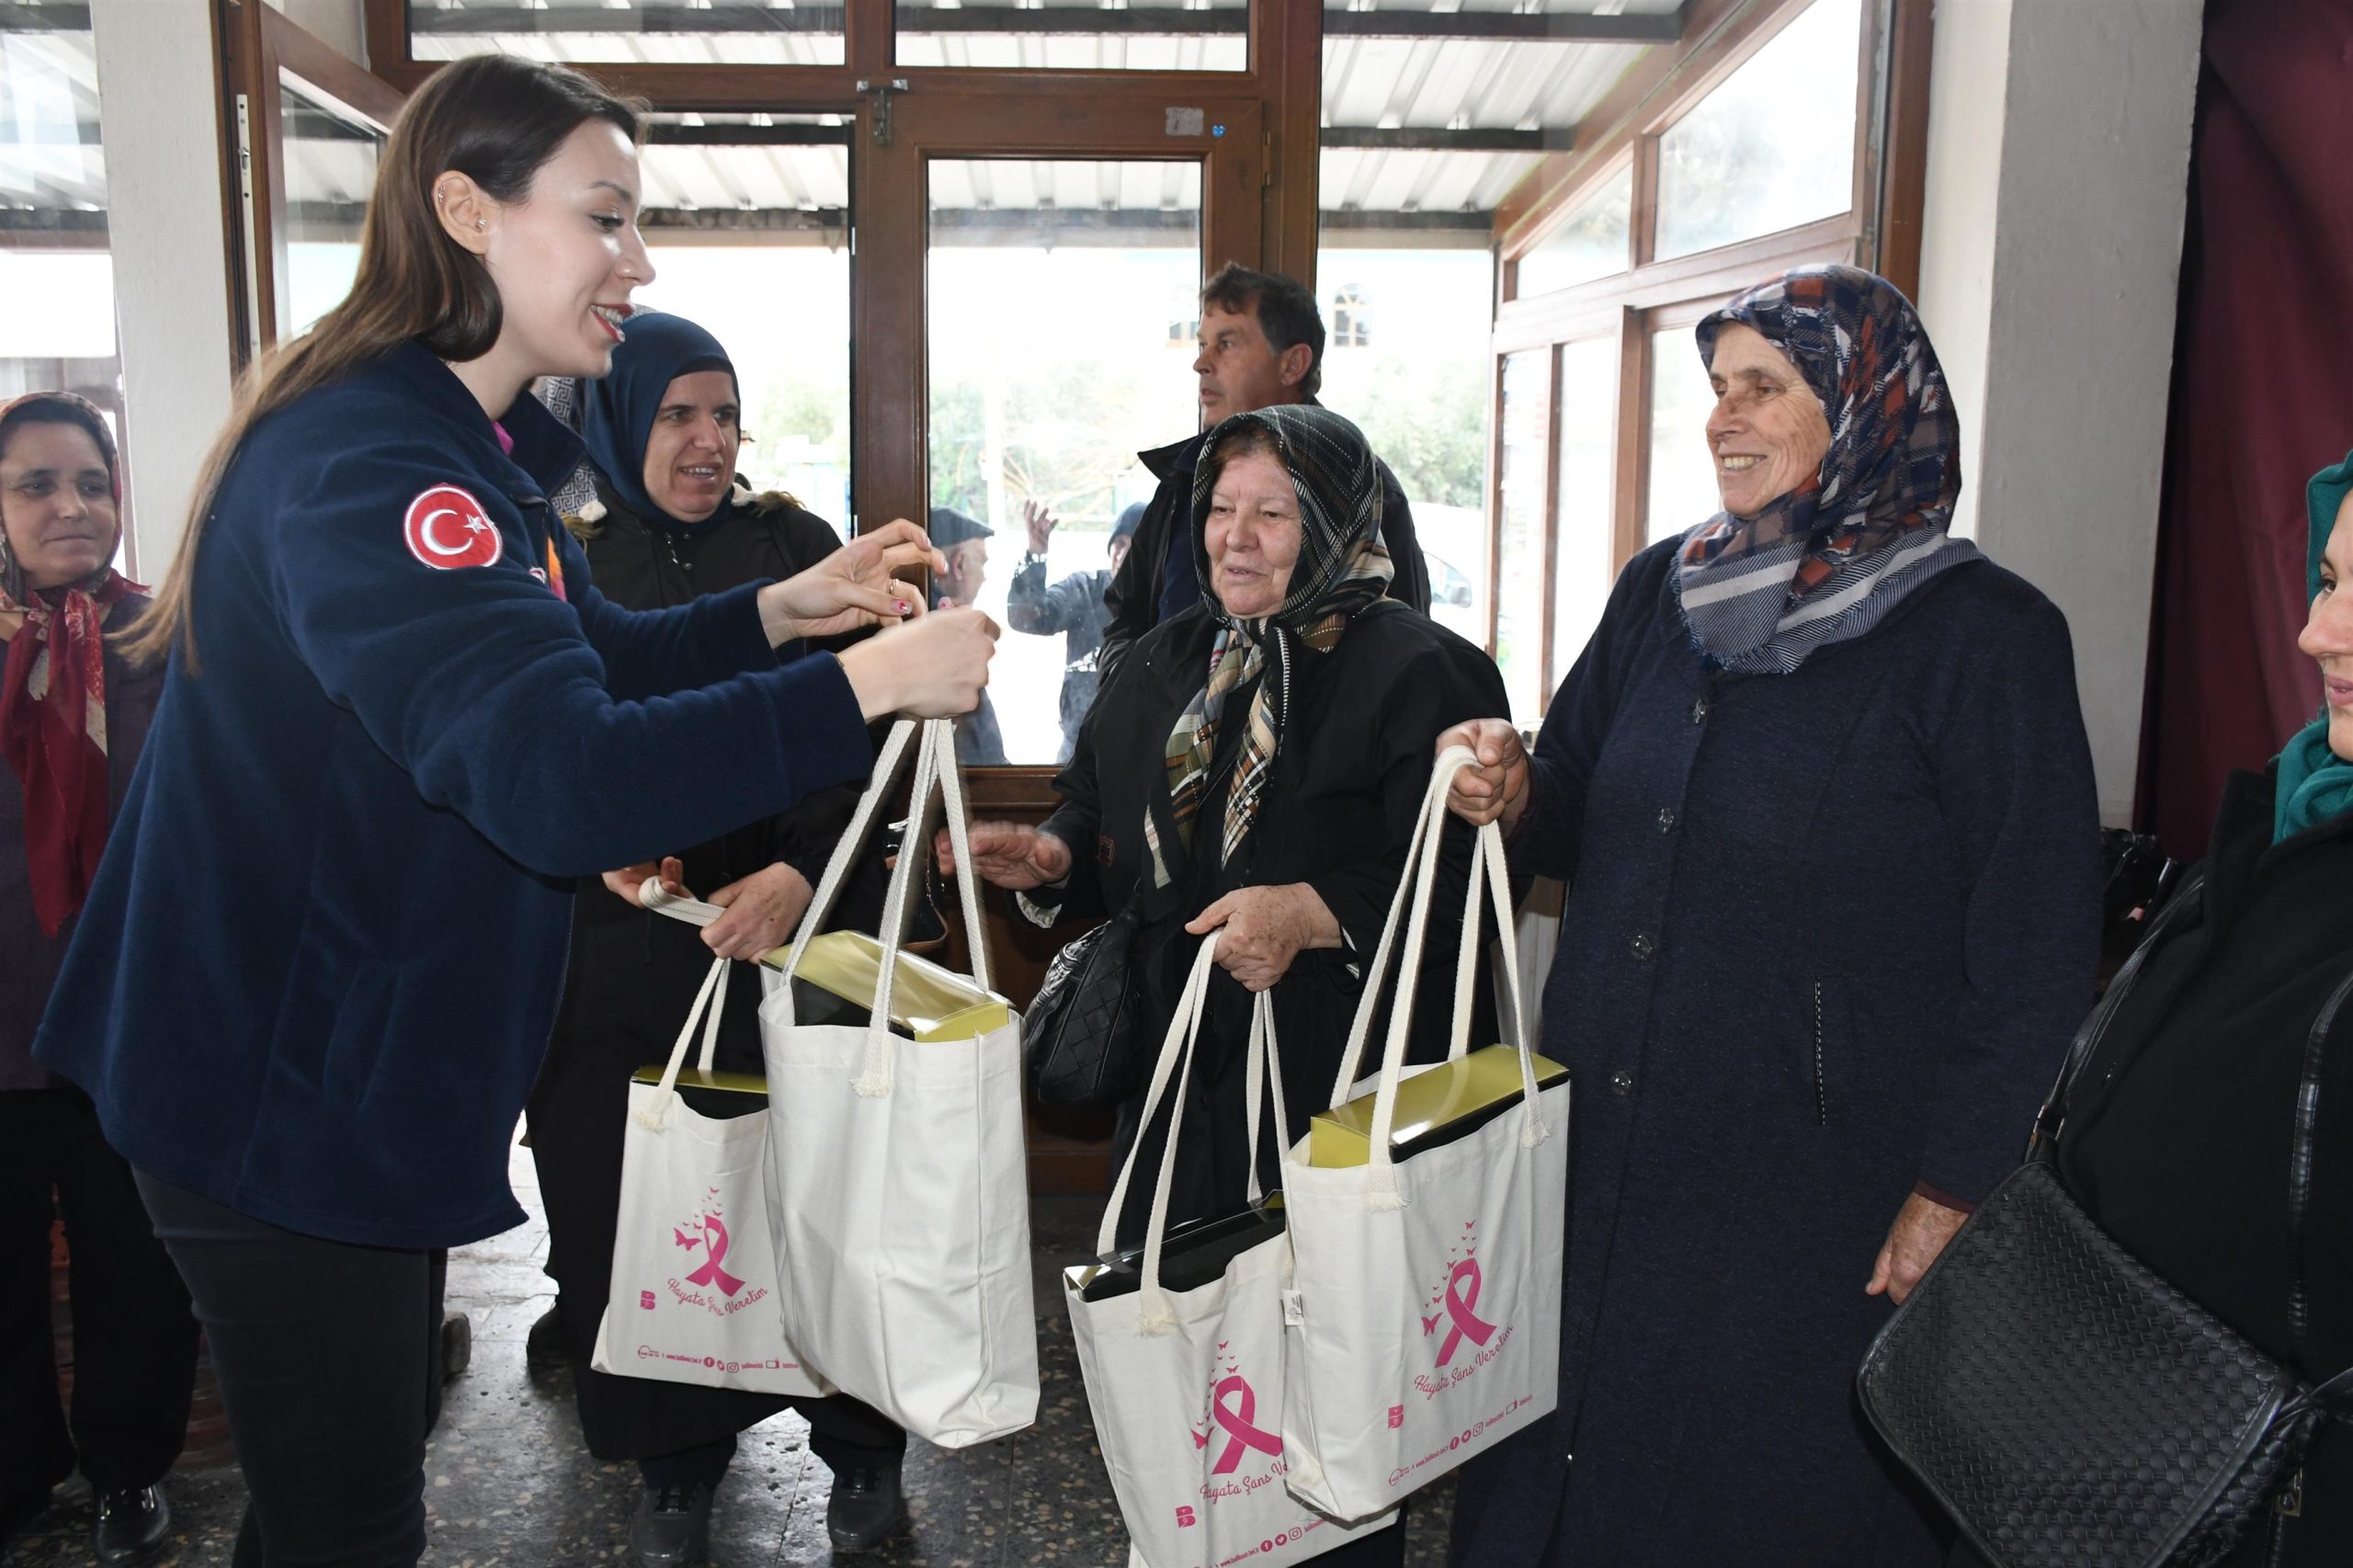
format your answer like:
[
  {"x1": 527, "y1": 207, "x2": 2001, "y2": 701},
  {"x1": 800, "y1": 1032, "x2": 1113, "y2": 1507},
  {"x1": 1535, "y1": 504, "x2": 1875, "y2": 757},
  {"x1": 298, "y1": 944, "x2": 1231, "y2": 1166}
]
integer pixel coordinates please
[{"x1": 31, "y1": 55, "x2": 995, "y2": 1567}]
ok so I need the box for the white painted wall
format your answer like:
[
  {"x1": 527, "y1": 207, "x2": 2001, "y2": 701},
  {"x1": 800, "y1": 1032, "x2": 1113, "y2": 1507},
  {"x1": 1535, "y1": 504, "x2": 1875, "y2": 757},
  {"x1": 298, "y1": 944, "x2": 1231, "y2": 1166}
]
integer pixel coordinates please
[
  {"x1": 90, "y1": 0, "x2": 238, "y2": 577},
  {"x1": 1915, "y1": 0, "x2": 2205, "y2": 825}
]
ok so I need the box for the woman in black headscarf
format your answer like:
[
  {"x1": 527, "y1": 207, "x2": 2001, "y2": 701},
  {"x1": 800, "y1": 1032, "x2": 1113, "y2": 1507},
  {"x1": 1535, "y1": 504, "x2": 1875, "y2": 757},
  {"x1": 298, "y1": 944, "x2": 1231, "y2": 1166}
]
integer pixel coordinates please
[
  {"x1": 521, "y1": 312, "x2": 904, "y2": 1567},
  {"x1": 952, "y1": 403, "x2": 1507, "y2": 1249}
]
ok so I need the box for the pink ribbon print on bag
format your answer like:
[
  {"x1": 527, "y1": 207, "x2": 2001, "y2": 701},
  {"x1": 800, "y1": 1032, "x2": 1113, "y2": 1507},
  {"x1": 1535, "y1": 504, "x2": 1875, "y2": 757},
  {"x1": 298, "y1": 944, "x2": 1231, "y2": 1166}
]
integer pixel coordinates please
[
  {"x1": 1415, "y1": 1221, "x2": 1512, "y2": 1396},
  {"x1": 664, "y1": 1189, "x2": 768, "y2": 1316},
  {"x1": 1188, "y1": 1345, "x2": 1287, "y2": 1499}
]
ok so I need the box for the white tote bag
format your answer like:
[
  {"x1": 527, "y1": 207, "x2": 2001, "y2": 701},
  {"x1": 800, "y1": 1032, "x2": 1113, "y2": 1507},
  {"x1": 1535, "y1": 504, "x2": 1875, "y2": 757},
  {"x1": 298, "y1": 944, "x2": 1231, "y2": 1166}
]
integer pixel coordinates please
[
  {"x1": 761, "y1": 717, "x2": 1040, "y2": 1447},
  {"x1": 1069, "y1": 935, "x2": 1395, "y2": 1568},
  {"x1": 1278, "y1": 746, "x2": 1569, "y2": 1522},
  {"x1": 590, "y1": 954, "x2": 832, "y2": 1397}
]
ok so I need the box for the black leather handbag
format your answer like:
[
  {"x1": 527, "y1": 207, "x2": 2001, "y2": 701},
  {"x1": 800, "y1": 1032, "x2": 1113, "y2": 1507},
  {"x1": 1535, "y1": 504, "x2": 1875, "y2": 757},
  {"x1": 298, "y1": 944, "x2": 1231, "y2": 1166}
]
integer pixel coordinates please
[
  {"x1": 1858, "y1": 874, "x2": 2353, "y2": 1568},
  {"x1": 1024, "y1": 897, "x2": 1149, "y2": 1108}
]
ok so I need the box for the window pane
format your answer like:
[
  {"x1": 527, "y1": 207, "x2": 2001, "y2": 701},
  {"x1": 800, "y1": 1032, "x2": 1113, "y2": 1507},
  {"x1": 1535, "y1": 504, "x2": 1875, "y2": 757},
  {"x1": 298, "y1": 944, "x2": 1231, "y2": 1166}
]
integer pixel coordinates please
[
  {"x1": 897, "y1": 0, "x2": 1245, "y2": 70},
  {"x1": 1654, "y1": 0, "x2": 1860, "y2": 261},
  {"x1": 1551, "y1": 336, "x2": 1615, "y2": 687},
  {"x1": 636, "y1": 120, "x2": 853, "y2": 523},
  {"x1": 279, "y1": 83, "x2": 383, "y2": 340},
  {"x1": 1311, "y1": 247, "x2": 1495, "y2": 650},
  {"x1": 408, "y1": 0, "x2": 847, "y2": 66},
  {"x1": 927, "y1": 160, "x2": 1201, "y2": 766},
  {"x1": 0, "y1": 30, "x2": 129, "y2": 565},
  {"x1": 1516, "y1": 165, "x2": 1631, "y2": 300},
  {"x1": 1645, "y1": 324, "x2": 1719, "y2": 544},
  {"x1": 1495, "y1": 350, "x2": 1549, "y2": 725}
]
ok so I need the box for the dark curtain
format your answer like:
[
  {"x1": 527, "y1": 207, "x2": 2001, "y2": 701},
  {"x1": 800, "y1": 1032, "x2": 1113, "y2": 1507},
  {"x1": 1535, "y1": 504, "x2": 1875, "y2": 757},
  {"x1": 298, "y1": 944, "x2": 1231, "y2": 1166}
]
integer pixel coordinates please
[{"x1": 2137, "y1": 0, "x2": 2353, "y2": 857}]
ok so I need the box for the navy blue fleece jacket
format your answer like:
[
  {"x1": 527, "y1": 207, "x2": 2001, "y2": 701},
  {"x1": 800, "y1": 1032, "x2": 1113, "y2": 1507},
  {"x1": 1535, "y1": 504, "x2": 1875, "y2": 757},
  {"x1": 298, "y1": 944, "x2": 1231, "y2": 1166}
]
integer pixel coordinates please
[{"x1": 34, "y1": 342, "x2": 874, "y2": 1248}]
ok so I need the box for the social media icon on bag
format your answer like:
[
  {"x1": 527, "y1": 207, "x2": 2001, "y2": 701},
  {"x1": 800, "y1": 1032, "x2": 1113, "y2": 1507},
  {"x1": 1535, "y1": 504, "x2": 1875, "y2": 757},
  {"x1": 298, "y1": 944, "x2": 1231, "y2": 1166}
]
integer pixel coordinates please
[
  {"x1": 1387, "y1": 1405, "x2": 1404, "y2": 1429},
  {"x1": 1175, "y1": 1506, "x2": 1197, "y2": 1528},
  {"x1": 640, "y1": 1290, "x2": 656, "y2": 1310}
]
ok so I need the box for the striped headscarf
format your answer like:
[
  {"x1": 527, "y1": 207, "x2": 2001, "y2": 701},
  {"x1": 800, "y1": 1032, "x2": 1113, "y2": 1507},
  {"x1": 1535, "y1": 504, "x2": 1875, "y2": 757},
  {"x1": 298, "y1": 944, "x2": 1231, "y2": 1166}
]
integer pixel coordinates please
[
  {"x1": 1672, "y1": 266, "x2": 1976, "y2": 675},
  {"x1": 1144, "y1": 405, "x2": 1394, "y2": 888}
]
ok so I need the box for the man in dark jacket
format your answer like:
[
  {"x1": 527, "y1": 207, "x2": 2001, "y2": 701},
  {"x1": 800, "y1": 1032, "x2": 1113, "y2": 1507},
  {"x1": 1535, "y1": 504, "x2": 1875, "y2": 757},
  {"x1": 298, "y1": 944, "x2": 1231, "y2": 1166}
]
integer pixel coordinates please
[
  {"x1": 1097, "y1": 263, "x2": 1429, "y2": 680},
  {"x1": 1007, "y1": 500, "x2": 1138, "y2": 762},
  {"x1": 927, "y1": 506, "x2": 1008, "y2": 765}
]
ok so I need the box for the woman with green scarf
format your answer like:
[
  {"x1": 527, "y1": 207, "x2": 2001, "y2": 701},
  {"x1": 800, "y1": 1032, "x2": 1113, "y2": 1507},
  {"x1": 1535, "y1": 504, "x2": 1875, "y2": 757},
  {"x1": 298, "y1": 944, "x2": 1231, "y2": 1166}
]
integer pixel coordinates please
[{"x1": 1946, "y1": 450, "x2": 2353, "y2": 1566}]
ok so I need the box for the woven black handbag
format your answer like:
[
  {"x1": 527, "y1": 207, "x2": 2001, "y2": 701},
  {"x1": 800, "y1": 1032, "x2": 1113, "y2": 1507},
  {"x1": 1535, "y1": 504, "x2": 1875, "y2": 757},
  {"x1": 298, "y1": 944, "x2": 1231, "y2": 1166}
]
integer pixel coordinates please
[
  {"x1": 1024, "y1": 897, "x2": 1148, "y2": 1108},
  {"x1": 1859, "y1": 876, "x2": 2353, "y2": 1568}
]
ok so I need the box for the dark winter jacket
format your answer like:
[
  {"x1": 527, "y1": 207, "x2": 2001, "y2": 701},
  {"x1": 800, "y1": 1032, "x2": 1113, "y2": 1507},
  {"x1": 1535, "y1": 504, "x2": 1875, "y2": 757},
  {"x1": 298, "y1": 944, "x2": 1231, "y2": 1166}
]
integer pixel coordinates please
[
  {"x1": 1097, "y1": 421, "x2": 1431, "y2": 682},
  {"x1": 1024, "y1": 597, "x2": 1506, "y2": 1238},
  {"x1": 2047, "y1": 769, "x2": 2353, "y2": 1568},
  {"x1": 1449, "y1": 539, "x2": 2102, "y2": 1567},
  {"x1": 529, "y1": 476, "x2": 883, "y2": 1460},
  {"x1": 33, "y1": 343, "x2": 874, "y2": 1249}
]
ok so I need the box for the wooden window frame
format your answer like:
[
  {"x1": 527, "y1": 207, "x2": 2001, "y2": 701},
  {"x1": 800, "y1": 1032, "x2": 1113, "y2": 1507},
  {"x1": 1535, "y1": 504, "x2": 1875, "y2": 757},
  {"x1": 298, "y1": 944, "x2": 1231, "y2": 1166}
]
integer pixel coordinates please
[{"x1": 1479, "y1": 0, "x2": 1932, "y2": 711}]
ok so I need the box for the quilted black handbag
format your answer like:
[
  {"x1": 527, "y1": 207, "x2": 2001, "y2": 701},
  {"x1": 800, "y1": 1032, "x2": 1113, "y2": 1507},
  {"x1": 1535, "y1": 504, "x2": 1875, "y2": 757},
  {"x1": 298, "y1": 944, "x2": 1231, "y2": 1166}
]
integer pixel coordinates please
[
  {"x1": 1024, "y1": 897, "x2": 1148, "y2": 1108},
  {"x1": 1859, "y1": 875, "x2": 2353, "y2": 1568}
]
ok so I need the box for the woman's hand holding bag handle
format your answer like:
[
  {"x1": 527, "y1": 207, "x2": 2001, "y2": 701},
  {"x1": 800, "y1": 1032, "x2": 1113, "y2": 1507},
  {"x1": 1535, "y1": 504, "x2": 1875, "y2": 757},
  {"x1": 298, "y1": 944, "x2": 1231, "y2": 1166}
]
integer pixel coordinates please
[
  {"x1": 758, "y1": 717, "x2": 1039, "y2": 1448},
  {"x1": 1272, "y1": 744, "x2": 1566, "y2": 1524}
]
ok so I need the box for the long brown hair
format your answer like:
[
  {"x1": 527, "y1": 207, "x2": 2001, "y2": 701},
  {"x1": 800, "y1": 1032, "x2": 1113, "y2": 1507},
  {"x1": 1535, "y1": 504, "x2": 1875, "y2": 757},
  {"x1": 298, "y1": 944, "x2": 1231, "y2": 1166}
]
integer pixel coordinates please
[{"x1": 124, "y1": 54, "x2": 642, "y2": 668}]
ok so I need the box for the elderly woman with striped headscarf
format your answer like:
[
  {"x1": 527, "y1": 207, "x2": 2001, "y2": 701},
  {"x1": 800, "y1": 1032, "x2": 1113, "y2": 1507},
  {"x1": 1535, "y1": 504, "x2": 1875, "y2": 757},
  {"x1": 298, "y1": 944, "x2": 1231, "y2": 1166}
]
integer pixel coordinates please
[
  {"x1": 1439, "y1": 265, "x2": 2103, "y2": 1564},
  {"x1": 954, "y1": 401, "x2": 1506, "y2": 1246}
]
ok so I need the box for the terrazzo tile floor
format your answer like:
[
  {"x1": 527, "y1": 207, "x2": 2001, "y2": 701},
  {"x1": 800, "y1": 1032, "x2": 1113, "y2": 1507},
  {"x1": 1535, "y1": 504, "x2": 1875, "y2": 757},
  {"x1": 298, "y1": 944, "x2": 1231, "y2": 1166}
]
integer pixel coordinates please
[{"x1": 6, "y1": 1135, "x2": 1453, "y2": 1567}]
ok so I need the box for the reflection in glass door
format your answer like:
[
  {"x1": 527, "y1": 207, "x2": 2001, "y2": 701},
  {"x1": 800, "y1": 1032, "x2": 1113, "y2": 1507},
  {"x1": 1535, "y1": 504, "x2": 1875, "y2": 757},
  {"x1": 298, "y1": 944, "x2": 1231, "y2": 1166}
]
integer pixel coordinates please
[
  {"x1": 278, "y1": 83, "x2": 383, "y2": 339},
  {"x1": 925, "y1": 158, "x2": 1203, "y2": 767}
]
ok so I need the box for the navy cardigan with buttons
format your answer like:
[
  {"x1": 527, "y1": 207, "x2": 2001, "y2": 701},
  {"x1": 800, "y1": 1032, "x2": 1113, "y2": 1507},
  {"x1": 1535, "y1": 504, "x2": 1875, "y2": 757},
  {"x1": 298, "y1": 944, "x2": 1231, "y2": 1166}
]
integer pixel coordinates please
[
  {"x1": 1449, "y1": 538, "x2": 2101, "y2": 1566},
  {"x1": 35, "y1": 343, "x2": 874, "y2": 1249}
]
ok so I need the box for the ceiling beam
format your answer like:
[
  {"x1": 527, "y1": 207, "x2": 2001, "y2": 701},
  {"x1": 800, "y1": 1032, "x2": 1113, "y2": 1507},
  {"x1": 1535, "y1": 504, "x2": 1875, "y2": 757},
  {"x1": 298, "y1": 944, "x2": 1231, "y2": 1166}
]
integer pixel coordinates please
[
  {"x1": 392, "y1": 2, "x2": 1682, "y2": 42},
  {"x1": 1321, "y1": 126, "x2": 1567, "y2": 153}
]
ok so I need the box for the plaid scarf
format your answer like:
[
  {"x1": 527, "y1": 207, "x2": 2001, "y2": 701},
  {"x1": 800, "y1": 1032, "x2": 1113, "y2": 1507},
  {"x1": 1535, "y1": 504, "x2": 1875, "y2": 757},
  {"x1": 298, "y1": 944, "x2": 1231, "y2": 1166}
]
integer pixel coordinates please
[
  {"x1": 0, "y1": 392, "x2": 137, "y2": 936},
  {"x1": 1145, "y1": 405, "x2": 1394, "y2": 888},
  {"x1": 1672, "y1": 266, "x2": 1976, "y2": 675}
]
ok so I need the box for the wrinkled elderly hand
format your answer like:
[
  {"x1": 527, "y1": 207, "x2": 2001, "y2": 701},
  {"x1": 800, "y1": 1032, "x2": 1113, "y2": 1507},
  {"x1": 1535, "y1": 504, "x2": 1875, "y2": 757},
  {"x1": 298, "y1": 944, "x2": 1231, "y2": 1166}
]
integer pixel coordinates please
[
  {"x1": 603, "y1": 856, "x2": 688, "y2": 907},
  {"x1": 702, "y1": 862, "x2": 813, "y2": 962},
  {"x1": 1184, "y1": 883, "x2": 1342, "y2": 993},
  {"x1": 938, "y1": 822, "x2": 1074, "y2": 891},
  {"x1": 1867, "y1": 1191, "x2": 1970, "y2": 1305},
  {"x1": 1023, "y1": 500, "x2": 1059, "y2": 555},
  {"x1": 758, "y1": 517, "x2": 941, "y2": 644},
  {"x1": 1437, "y1": 720, "x2": 1529, "y2": 835}
]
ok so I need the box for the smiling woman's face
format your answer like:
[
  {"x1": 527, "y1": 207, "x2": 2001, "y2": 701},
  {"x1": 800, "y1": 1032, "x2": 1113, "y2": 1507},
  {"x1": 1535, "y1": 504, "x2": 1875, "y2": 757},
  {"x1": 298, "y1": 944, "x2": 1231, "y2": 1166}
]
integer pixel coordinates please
[
  {"x1": 1704, "y1": 323, "x2": 1833, "y2": 517},
  {"x1": 1, "y1": 419, "x2": 117, "y2": 592},
  {"x1": 2299, "y1": 491, "x2": 2353, "y2": 757}
]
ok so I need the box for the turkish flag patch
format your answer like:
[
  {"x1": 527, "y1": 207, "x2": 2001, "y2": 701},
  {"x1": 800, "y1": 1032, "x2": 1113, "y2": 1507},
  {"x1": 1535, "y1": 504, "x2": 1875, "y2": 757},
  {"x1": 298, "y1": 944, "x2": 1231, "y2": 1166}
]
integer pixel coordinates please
[{"x1": 403, "y1": 484, "x2": 503, "y2": 570}]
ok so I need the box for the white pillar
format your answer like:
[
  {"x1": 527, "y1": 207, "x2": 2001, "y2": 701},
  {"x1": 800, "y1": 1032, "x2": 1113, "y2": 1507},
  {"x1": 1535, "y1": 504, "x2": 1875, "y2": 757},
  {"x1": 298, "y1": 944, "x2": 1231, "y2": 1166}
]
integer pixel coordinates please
[
  {"x1": 90, "y1": 0, "x2": 238, "y2": 577},
  {"x1": 1914, "y1": 0, "x2": 2205, "y2": 825}
]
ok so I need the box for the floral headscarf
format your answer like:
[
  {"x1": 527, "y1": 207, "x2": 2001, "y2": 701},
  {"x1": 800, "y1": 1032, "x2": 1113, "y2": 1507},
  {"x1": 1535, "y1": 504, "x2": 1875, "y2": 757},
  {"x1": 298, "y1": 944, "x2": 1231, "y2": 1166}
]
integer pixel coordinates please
[{"x1": 1672, "y1": 265, "x2": 1977, "y2": 674}]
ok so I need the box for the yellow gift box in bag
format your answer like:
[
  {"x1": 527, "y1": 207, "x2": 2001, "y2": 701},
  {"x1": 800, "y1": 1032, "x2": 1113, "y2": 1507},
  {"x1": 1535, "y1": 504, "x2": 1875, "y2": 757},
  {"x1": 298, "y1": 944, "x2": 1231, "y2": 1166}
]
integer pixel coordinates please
[
  {"x1": 760, "y1": 929, "x2": 1009, "y2": 1043},
  {"x1": 1307, "y1": 1043, "x2": 1570, "y2": 1168}
]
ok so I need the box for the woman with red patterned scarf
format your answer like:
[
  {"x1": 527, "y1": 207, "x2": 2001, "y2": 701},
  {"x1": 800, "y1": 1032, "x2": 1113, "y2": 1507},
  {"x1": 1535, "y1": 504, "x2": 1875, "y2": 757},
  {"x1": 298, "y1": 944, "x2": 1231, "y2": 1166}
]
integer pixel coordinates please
[{"x1": 0, "y1": 392, "x2": 194, "y2": 1568}]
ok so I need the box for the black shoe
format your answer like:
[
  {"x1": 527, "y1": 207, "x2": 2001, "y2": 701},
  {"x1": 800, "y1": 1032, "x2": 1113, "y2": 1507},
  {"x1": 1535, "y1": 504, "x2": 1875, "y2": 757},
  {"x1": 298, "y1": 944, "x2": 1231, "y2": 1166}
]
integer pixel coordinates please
[
  {"x1": 825, "y1": 1461, "x2": 904, "y2": 1553},
  {"x1": 628, "y1": 1482, "x2": 712, "y2": 1568},
  {"x1": 439, "y1": 1311, "x2": 472, "y2": 1385},
  {"x1": 526, "y1": 1301, "x2": 574, "y2": 1374},
  {"x1": 92, "y1": 1483, "x2": 169, "y2": 1567}
]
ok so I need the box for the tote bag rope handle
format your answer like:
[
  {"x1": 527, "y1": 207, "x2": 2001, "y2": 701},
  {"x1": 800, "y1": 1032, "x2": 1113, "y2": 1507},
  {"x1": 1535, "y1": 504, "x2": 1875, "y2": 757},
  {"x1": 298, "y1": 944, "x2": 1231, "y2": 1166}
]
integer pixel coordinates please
[
  {"x1": 847, "y1": 719, "x2": 995, "y2": 1098},
  {"x1": 633, "y1": 955, "x2": 734, "y2": 1130},
  {"x1": 1094, "y1": 931, "x2": 1224, "y2": 1332},
  {"x1": 778, "y1": 718, "x2": 920, "y2": 990},
  {"x1": 1312, "y1": 746, "x2": 1539, "y2": 1211}
]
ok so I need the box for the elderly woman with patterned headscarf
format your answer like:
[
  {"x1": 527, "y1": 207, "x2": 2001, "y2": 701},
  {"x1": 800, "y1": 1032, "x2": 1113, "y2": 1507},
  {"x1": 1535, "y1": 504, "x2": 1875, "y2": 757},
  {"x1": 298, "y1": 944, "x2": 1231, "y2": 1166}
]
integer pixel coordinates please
[
  {"x1": 1440, "y1": 266, "x2": 2104, "y2": 1565},
  {"x1": 955, "y1": 403, "x2": 1506, "y2": 1243},
  {"x1": 0, "y1": 393, "x2": 195, "y2": 1564}
]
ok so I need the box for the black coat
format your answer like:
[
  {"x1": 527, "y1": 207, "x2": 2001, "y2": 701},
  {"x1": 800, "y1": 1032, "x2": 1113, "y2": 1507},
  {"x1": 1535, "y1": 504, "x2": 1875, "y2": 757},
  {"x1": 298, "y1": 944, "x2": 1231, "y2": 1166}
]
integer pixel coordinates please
[
  {"x1": 2045, "y1": 770, "x2": 2353, "y2": 1568},
  {"x1": 1029, "y1": 598, "x2": 1506, "y2": 1239},
  {"x1": 1449, "y1": 544, "x2": 2102, "y2": 1567},
  {"x1": 525, "y1": 481, "x2": 883, "y2": 1460},
  {"x1": 1097, "y1": 423, "x2": 1431, "y2": 682}
]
